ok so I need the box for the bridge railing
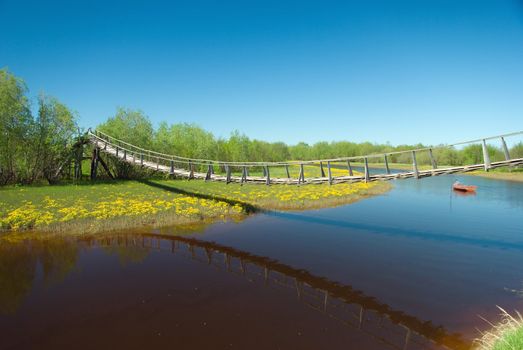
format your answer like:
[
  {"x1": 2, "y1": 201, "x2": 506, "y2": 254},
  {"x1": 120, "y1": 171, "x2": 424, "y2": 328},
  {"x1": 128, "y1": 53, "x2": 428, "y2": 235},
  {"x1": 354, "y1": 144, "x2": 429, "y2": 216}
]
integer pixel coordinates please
[{"x1": 88, "y1": 128, "x2": 523, "y2": 184}]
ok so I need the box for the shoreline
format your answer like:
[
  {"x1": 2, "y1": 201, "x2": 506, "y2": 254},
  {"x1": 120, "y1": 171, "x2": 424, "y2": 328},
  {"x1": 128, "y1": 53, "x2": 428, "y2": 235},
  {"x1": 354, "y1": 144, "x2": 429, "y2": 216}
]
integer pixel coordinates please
[
  {"x1": 466, "y1": 170, "x2": 523, "y2": 182},
  {"x1": 0, "y1": 179, "x2": 391, "y2": 235},
  {"x1": 348, "y1": 162, "x2": 523, "y2": 182}
]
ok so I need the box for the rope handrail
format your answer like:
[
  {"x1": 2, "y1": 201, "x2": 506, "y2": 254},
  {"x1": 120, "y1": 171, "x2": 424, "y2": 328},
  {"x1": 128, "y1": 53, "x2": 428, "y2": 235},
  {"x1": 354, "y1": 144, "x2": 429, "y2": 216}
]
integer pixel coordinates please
[{"x1": 89, "y1": 129, "x2": 523, "y2": 167}]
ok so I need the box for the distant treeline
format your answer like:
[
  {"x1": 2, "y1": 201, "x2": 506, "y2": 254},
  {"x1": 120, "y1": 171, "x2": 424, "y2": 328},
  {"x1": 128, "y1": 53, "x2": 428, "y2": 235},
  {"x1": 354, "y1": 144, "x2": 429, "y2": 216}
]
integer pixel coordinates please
[
  {"x1": 1, "y1": 68, "x2": 522, "y2": 184},
  {"x1": 98, "y1": 109, "x2": 523, "y2": 174}
]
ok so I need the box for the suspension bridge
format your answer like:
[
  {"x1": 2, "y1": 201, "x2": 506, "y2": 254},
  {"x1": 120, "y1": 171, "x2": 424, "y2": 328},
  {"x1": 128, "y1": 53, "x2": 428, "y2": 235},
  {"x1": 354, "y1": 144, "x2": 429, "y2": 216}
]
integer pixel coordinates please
[{"x1": 88, "y1": 129, "x2": 523, "y2": 185}]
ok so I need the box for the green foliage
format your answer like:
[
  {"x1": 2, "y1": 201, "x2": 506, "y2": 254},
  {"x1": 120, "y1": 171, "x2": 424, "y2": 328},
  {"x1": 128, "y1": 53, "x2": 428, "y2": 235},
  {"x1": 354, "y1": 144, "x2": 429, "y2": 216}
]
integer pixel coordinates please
[
  {"x1": 510, "y1": 142, "x2": 523, "y2": 159},
  {"x1": 492, "y1": 325, "x2": 523, "y2": 350},
  {"x1": 2, "y1": 68, "x2": 522, "y2": 184},
  {"x1": 32, "y1": 94, "x2": 77, "y2": 183},
  {"x1": 0, "y1": 68, "x2": 33, "y2": 184},
  {"x1": 98, "y1": 107, "x2": 153, "y2": 148},
  {"x1": 154, "y1": 122, "x2": 216, "y2": 160},
  {"x1": 461, "y1": 144, "x2": 504, "y2": 165},
  {"x1": 0, "y1": 69, "x2": 78, "y2": 185},
  {"x1": 97, "y1": 108, "x2": 154, "y2": 179}
]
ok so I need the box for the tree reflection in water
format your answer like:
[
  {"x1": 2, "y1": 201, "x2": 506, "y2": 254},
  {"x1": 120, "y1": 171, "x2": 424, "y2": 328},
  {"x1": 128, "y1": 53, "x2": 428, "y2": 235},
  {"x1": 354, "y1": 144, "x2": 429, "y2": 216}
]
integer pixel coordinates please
[{"x1": 0, "y1": 236, "x2": 79, "y2": 314}]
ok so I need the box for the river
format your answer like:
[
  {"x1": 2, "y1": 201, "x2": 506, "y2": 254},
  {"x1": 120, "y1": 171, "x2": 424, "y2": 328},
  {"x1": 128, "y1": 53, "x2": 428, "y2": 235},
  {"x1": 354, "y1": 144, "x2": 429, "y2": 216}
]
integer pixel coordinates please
[{"x1": 1, "y1": 174, "x2": 522, "y2": 349}]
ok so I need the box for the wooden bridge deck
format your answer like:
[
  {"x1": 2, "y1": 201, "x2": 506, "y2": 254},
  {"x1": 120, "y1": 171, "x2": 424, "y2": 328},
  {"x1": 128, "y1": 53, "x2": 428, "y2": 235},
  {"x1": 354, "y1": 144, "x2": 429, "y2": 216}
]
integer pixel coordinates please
[{"x1": 88, "y1": 130, "x2": 523, "y2": 185}]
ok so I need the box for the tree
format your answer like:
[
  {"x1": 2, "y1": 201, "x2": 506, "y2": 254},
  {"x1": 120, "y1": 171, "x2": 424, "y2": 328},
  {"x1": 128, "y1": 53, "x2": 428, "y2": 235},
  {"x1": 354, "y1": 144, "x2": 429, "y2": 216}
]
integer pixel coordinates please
[
  {"x1": 98, "y1": 107, "x2": 154, "y2": 148},
  {"x1": 289, "y1": 142, "x2": 311, "y2": 160},
  {"x1": 97, "y1": 108, "x2": 154, "y2": 178},
  {"x1": 0, "y1": 68, "x2": 32, "y2": 184},
  {"x1": 31, "y1": 94, "x2": 77, "y2": 184},
  {"x1": 510, "y1": 142, "x2": 523, "y2": 159}
]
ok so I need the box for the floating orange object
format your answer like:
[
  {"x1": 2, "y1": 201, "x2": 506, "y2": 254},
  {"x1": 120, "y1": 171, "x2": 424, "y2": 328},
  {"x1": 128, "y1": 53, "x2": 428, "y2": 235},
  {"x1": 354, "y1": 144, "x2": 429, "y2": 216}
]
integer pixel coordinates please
[{"x1": 452, "y1": 183, "x2": 477, "y2": 192}]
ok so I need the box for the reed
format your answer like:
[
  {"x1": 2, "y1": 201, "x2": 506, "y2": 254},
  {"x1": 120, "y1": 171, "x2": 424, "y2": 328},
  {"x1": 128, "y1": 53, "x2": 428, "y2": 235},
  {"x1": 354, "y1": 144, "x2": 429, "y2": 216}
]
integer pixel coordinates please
[{"x1": 475, "y1": 306, "x2": 523, "y2": 350}]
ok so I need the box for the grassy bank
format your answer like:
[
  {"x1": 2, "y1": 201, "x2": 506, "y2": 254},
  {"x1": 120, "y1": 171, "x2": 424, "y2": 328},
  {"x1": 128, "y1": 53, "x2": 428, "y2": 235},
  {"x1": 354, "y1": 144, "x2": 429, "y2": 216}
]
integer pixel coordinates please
[
  {"x1": 0, "y1": 181, "x2": 246, "y2": 234},
  {"x1": 349, "y1": 161, "x2": 523, "y2": 182},
  {"x1": 476, "y1": 307, "x2": 523, "y2": 350},
  {"x1": 468, "y1": 168, "x2": 523, "y2": 182},
  {"x1": 0, "y1": 173, "x2": 390, "y2": 234}
]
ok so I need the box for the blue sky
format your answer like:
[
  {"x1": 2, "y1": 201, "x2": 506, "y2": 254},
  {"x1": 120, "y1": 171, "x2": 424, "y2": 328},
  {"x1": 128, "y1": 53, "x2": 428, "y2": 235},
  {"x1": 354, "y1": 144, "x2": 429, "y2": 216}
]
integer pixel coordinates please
[{"x1": 1, "y1": 0, "x2": 522, "y2": 146}]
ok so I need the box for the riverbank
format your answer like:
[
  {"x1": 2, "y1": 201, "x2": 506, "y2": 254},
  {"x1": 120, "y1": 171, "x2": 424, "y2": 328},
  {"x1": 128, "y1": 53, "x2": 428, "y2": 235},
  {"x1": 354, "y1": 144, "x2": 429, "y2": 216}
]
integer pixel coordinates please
[
  {"x1": 468, "y1": 168, "x2": 523, "y2": 182},
  {"x1": 350, "y1": 162, "x2": 523, "y2": 182},
  {"x1": 0, "y1": 176, "x2": 390, "y2": 234}
]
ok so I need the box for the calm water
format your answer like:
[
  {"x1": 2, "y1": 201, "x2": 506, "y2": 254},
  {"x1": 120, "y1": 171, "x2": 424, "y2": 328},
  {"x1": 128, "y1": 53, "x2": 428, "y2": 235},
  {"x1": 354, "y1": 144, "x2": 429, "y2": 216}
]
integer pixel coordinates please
[{"x1": 1, "y1": 175, "x2": 522, "y2": 349}]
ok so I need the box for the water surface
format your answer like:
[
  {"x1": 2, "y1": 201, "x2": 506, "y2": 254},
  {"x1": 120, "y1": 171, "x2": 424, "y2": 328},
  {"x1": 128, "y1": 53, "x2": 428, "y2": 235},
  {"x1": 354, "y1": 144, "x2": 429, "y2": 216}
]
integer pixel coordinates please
[{"x1": 1, "y1": 174, "x2": 522, "y2": 349}]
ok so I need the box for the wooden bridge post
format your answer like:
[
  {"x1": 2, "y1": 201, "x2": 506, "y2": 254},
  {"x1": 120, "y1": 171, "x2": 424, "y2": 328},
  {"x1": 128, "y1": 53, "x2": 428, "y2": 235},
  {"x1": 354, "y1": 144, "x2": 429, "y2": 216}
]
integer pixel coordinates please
[
  {"x1": 327, "y1": 161, "x2": 332, "y2": 185},
  {"x1": 384, "y1": 155, "x2": 390, "y2": 174},
  {"x1": 428, "y1": 148, "x2": 437, "y2": 169},
  {"x1": 189, "y1": 161, "x2": 194, "y2": 179},
  {"x1": 170, "y1": 159, "x2": 174, "y2": 175},
  {"x1": 501, "y1": 137, "x2": 511, "y2": 161},
  {"x1": 298, "y1": 164, "x2": 305, "y2": 184},
  {"x1": 347, "y1": 160, "x2": 353, "y2": 176},
  {"x1": 123, "y1": 149, "x2": 127, "y2": 160},
  {"x1": 156, "y1": 157, "x2": 159, "y2": 171},
  {"x1": 265, "y1": 165, "x2": 270, "y2": 185},
  {"x1": 225, "y1": 164, "x2": 232, "y2": 184},
  {"x1": 96, "y1": 152, "x2": 114, "y2": 179},
  {"x1": 133, "y1": 152, "x2": 135, "y2": 163},
  {"x1": 412, "y1": 151, "x2": 419, "y2": 178},
  {"x1": 205, "y1": 164, "x2": 212, "y2": 181},
  {"x1": 364, "y1": 157, "x2": 370, "y2": 183},
  {"x1": 241, "y1": 166, "x2": 247, "y2": 184},
  {"x1": 140, "y1": 153, "x2": 144, "y2": 166},
  {"x1": 285, "y1": 164, "x2": 290, "y2": 178},
  {"x1": 482, "y1": 139, "x2": 491, "y2": 171},
  {"x1": 320, "y1": 162, "x2": 326, "y2": 177},
  {"x1": 90, "y1": 148, "x2": 99, "y2": 180},
  {"x1": 115, "y1": 146, "x2": 119, "y2": 157}
]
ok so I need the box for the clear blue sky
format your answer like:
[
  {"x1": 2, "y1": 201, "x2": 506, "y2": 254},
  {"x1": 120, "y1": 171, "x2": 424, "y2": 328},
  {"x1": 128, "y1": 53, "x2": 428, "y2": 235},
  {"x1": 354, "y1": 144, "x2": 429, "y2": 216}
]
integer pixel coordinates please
[{"x1": 1, "y1": 0, "x2": 522, "y2": 146}]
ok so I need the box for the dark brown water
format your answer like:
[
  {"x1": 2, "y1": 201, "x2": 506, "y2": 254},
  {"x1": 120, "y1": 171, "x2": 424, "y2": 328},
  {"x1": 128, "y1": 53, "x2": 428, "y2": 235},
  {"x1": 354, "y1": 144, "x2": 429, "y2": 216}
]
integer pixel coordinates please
[{"x1": 1, "y1": 175, "x2": 522, "y2": 349}]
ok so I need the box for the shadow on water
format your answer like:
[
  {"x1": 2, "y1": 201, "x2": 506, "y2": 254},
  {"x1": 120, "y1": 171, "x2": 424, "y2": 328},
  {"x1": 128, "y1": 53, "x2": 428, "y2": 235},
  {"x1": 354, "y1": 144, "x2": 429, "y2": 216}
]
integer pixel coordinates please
[
  {"x1": 139, "y1": 178, "x2": 523, "y2": 251},
  {"x1": 266, "y1": 210, "x2": 523, "y2": 252}
]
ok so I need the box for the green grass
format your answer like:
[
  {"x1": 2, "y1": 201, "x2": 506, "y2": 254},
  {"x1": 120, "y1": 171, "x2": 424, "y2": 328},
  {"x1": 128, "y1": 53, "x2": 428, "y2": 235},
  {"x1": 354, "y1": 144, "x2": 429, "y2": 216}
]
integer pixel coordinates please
[
  {"x1": 155, "y1": 178, "x2": 390, "y2": 211},
  {"x1": 0, "y1": 177, "x2": 390, "y2": 233},
  {"x1": 345, "y1": 161, "x2": 523, "y2": 182},
  {"x1": 492, "y1": 327, "x2": 523, "y2": 350},
  {"x1": 476, "y1": 307, "x2": 523, "y2": 350},
  {"x1": 0, "y1": 180, "x2": 246, "y2": 233}
]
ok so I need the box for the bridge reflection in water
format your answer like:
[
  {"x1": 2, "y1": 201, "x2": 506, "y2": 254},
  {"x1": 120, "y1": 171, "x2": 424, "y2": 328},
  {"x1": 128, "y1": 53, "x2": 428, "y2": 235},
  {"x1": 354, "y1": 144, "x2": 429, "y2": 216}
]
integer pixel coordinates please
[{"x1": 82, "y1": 233, "x2": 470, "y2": 350}]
